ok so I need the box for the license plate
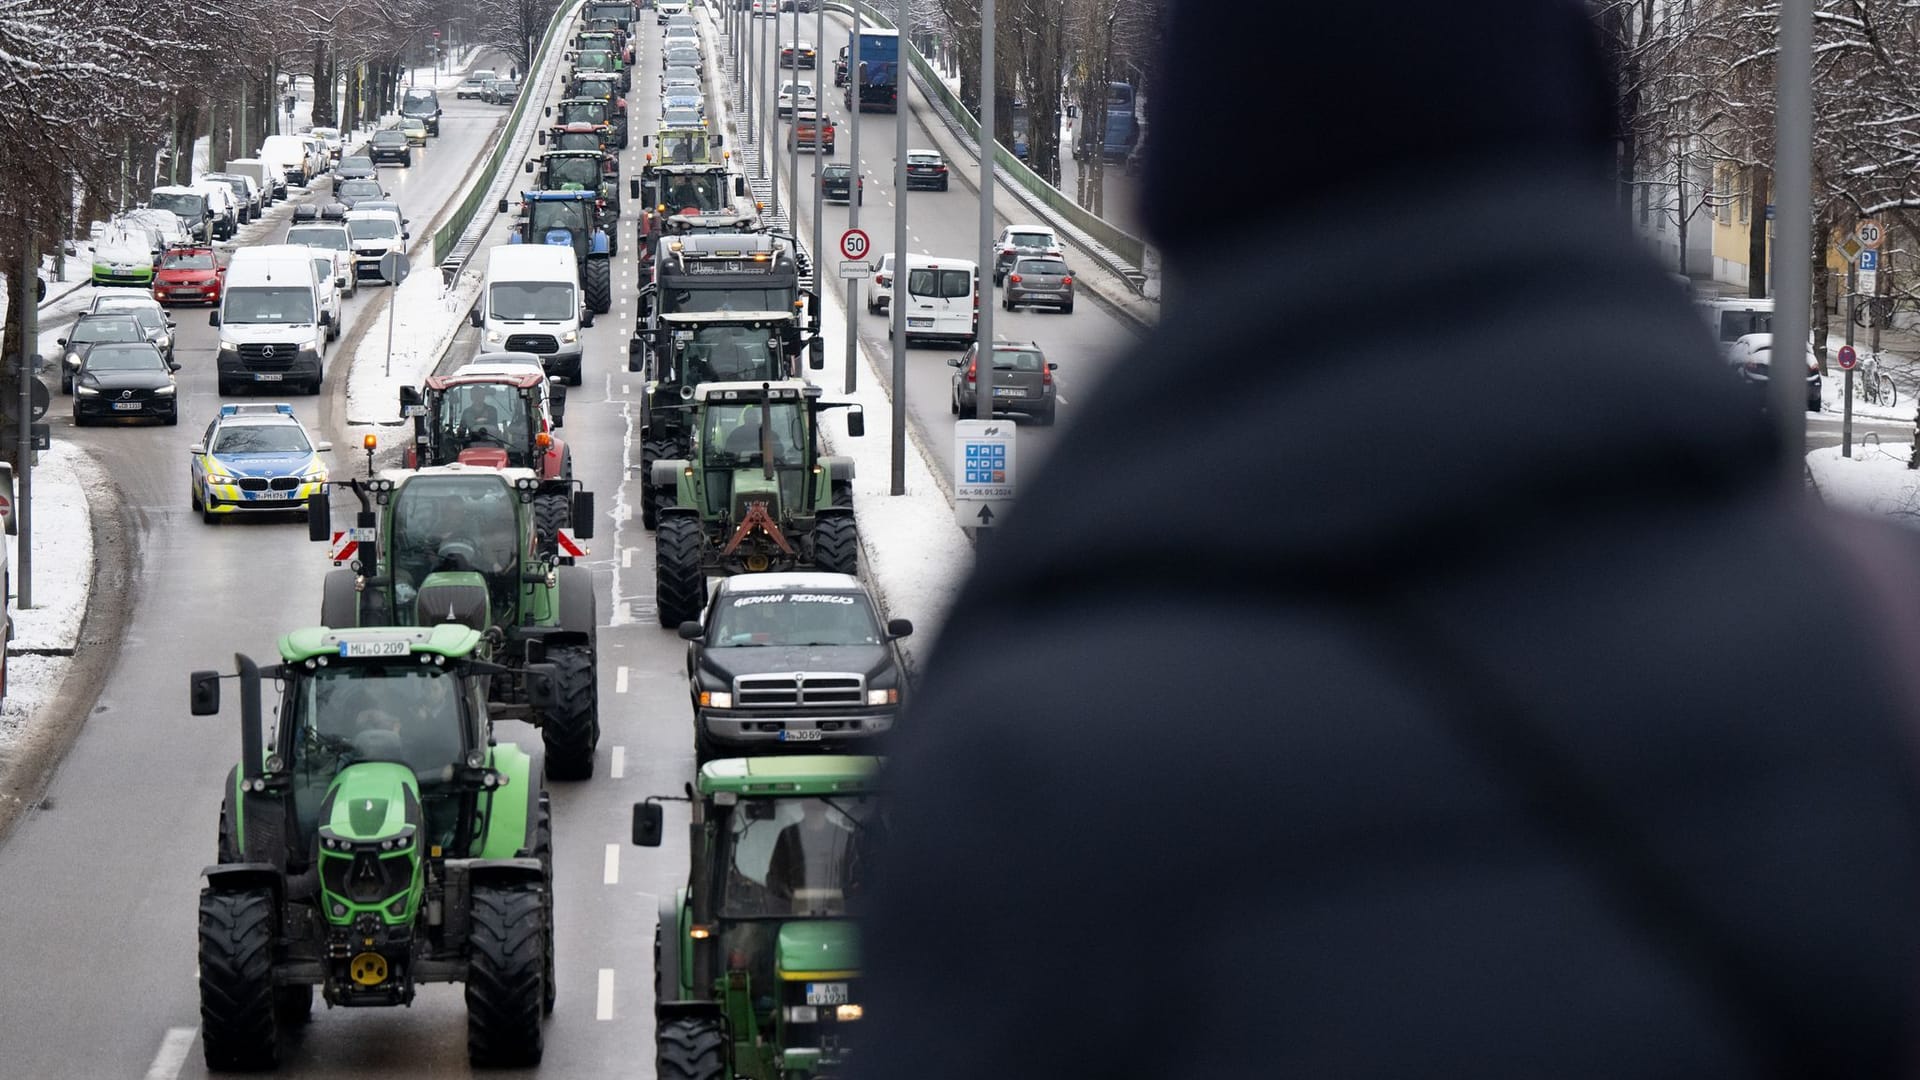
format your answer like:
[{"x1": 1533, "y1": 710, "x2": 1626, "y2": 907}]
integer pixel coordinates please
[
  {"x1": 253, "y1": 489, "x2": 291, "y2": 500},
  {"x1": 993, "y1": 387, "x2": 1025, "y2": 397},
  {"x1": 254, "y1": 373, "x2": 283, "y2": 382},
  {"x1": 907, "y1": 318, "x2": 933, "y2": 327},
  {"x1": 340, "y1": 640, "x2": 410, "y2": 658},
  {"x1": 779, "y1": 728, "x2": 823, "y2": 742},
  {"x1": 111, "y1": 402, "x2": 142, "y2": 411},
  {"x1": 804, "y1": 982, "x2": 848, "y2": 1005}
]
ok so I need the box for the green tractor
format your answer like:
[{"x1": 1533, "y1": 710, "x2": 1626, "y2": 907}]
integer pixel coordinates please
[
  {"x1": 631, "y1": 310, "x2": 820, "y2": 529},
  {"x1": 191, "y1": 625, "x2": 554, "y2": 1069},
  {"x1": 632, "y1": 756, "x2": 883, "y2": 1080},
  {"x1": 309, "y1": 465, "x2": 603, "y2": 779},
  {"x1": 524, "y1": 150, "x2": 621, "y2": 254},
  {"x1": 650, "y1": 381, "x2": 863, "y2": 626}
]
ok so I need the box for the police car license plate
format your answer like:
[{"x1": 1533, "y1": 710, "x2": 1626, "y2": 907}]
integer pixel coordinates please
[
  {"x1": 111, "y1": 402, "x2": 142, "y2": 411},
  {"x1": 804, "y1": 982, "x2": 848, "y2": 1005},
  {"x1": 779, "y1": 728, "x2": 823, "y2": 742},
  {"x1": 254, "y1": 490, "x2": 290, "y2": 500},
  {"x1": 254, "y1": 373, "x2": 283, "y2": 382},
  {"x1": 340, "y1": 640, "x2": 410, "y2": 658}
]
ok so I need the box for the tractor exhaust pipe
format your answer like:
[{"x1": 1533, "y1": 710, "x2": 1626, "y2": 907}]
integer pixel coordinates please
[
  {"x1": 759, "y1": 382, "x2": 774, "y2": 481},
  {"x1": 236, "y1": 653, "x2": 264, "y2": 783},
  {"x1": 687, "y1": 784, "x2": 715, "y2": 992}
]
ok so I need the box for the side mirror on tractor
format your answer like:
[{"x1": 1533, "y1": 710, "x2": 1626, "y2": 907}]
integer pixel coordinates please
[
  {"x1": 307, "y1": 496, "x2": 332, "y2": 543},
  {"x1": 399, "y1": 385, "x2": 423, "y2": 412},
  {"x1": 845, "y1": 408, "x2": 866, "y2": 437},
  {"x1": 524, "y1": 161, "x2": 534, "y2": 174},
  {"x1": 632, "y1": 801, "x2": 664, "y2": 847},
  {"x1": 887, "y1": 618, "x2": 914, "y2": 639},
  {"x1": 190, "y1": 670, "x2": 222, "y2": 716},
  {"x1": 734, "y1": 176, "x2": 747, "y2": 197},
  {"x1": 572, "y1": 491, "x2": 596, "y2": 539},
  {"x1": 629, "y1": 178, "x2": 640, "y2": 200}
]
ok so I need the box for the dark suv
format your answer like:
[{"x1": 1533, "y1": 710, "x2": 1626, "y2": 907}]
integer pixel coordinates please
[
  {"x1": 948, "y1": 339, "x2": 1058, "y2": 424},
  {"x1": 398, "y1": 88, "x2": 441, "y2": 135},
  {"x1": 368, "y1": 129, "x2": 412, "y2": 166},
  {"x1": 679, "y1": 572, "x2": 912, "y2": 761},
  {"x1": 903, "y1": 148, "x2": 949, "y2": 191},
  {"x1": 820, "y1": 162, "x2": 858, "y2": 204}
]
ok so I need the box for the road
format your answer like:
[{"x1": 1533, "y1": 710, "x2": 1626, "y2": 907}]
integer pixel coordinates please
[{"x1": 762, "y1": 8, "x2": 1144, "y2": 481}]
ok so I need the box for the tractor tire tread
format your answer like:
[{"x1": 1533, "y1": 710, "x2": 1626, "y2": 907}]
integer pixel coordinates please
[
  {"x1": 812, "y1": 514, "x2": 858, "y2": 575},
  {"x1": 198, "y1": 887, "x2": 280, "y2": 1071},
  {"x1": 657, "y1": 1017, "x2": 727, "y2": 1080},
  {"x1": 465, "y1": 882, "x2": 547, "y2": 1067},
  {"x1": 540, "y1": 644, "x2": 598, "y2": 781},
  {"x1": 655, "y1": 515, "x2": 707, "y2": 627}
]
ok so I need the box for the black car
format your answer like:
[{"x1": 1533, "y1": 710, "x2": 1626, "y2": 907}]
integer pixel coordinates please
[
  {"x1": 398, "y1": 88, "x2": 442, "y2": 135},
  {"x1": 820, "y1": 162, "x2": 858, "y2": 204},
  {"x1": 367, "y1": 130, "x2": 412, "y2": 166},
  {"x1": 56, "y1": 312, "x2": 147, "y2": 394},
  {"x1": 334, "y1": 155, "x2": 377, "y2": 180},
  {"x1": 679, "y1": 572, "x2": 912, "y2": 762},
  {"x1": 72, "y1": 341, "x2": 179, "y2": 426},
  {"x1": 904, "y1": 148, "x2": 949, "y2": 191}
]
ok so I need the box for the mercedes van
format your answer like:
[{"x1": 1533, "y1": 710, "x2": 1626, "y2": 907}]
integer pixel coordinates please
[
  {"x1": 471, "y1": 244, "x2": 592, "y2": 384},
  {"x1": 210, "y1": 247, "x2": 331, "y2": 395}
]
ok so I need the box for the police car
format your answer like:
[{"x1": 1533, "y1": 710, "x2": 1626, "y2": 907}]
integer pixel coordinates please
[{"x1": 189, "y1": 403, "x2": 332, "y2": 523}]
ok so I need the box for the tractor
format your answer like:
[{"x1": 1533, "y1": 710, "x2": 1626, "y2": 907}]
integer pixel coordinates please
[
  {"x1": 499, "y1": 189, "x2": 614, "y2": 314},
  {"x1": 631, "y1": 755, "x2": 883, "y2": 1080},
  {"x1": 190, "y1": 625, "x2": 554, "y2": 1070},
  {"x1": 546, "y1": 96, "x2": 626, "y2": 149},
  {"x1": 634, "y1": 162, "x2": 757, "y2": 250},
  {"x1": 569, "y1": 46, "x2": 628, "y2": 93},
  {"x1": 308, "y1": 466, "x2": 603, "y2": 778},
  {"x1": 575, "y1": 27, "x2": 632, "y2": 65},
  {"x1": 525, "y1": 150, "x2": 622, "y2": 253},
  {"x1": 567, "y1": 73, "x2": 629, "y2": 135},
  {"x1": 630, "y1": 311, "x2": 818, "y2": 528},
  {"x1": 398, "y1": 365, "x2": 583, "y2": 534},
  {"x1": 646, "y1": 125, "x2": 723, "y2": 167},
  {"x1": 650, "y1": 381, "x2": 862, "y2": 627},
  {"x1": 541, "y1": 120, "x2": 619, "y2": 155}
]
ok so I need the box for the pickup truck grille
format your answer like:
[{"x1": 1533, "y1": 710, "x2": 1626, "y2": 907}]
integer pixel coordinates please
[{"x1": 733, "y1": 672, "x2": 864, "y2": 709}]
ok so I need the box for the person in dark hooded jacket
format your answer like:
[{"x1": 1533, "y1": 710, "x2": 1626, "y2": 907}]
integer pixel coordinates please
[{"x1": 852, "y1": 1, "x2": 1920, "y2": 1076}]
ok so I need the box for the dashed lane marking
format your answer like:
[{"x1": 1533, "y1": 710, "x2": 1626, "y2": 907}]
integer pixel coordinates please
[
  {"x1": 622, "y1": 546, "x2": 634, "y2": 568},
  {"x1": 611, "y1": 745, "x2": 626, "y2": 779},
  {"x1": 604, "y1": 844, "x2": 620, "y2": 885},
  {"x1": 616, "y1": 665, "x2": 630, "y2": 694},
  {"x1": 145, "y1": 1027, "x2": 197, "y2": 1080},
  {"x1": 597, "y1": 968, "x2": 616, "y2": 1020}
]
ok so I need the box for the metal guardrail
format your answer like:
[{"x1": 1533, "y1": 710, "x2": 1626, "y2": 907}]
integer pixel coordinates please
[
  {"x1": 433, "y1": 0, "x2": 588, "y2": 282},
  {"x1": 831, "y1": 0, "x2": 1149, "y2": 289}
]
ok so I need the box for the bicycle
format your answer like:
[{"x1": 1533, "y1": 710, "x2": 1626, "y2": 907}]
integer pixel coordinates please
[
  {"x1": 1857, "y1": 351, "x2": 1898, "y2": 408},
  {"x1": 1853, "y1": 294, "x2": 1896, "y2": 329}
]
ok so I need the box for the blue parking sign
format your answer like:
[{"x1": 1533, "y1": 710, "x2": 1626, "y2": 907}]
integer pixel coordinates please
[{"x1": 1860, "y1": 249, "x2": 1879, "y2": 271}]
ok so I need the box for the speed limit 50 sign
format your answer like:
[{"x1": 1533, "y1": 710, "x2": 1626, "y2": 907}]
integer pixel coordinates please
[
  {"x1": 839, "y1": 228, "x2": 870, "y2": 261},
  {"x1": 1857, "y1": 220, "x2": 1886, "y2": 250}
]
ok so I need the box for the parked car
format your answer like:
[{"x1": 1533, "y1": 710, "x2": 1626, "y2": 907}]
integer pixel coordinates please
[
  {"x1": 307, "y1": 126, "x2": 344, "y2": 160},
  {"x1": 458, "y1": 69, "x2": 499, "y2": 99},
  {"x1": 991, "y1": 223, "x2": 1062, "y2": 284},
  {"x1": 1727, "y1": 333, "x2": 1821, "y2": 412},
  {"x1": 1002, "y1": 255, "x2": 1074, "y2": 313},
  {"x1": 71, "y1": 341, "x2": 179, "y2": 426},
  {"x1": 904, "y1": 149, "x2": 950, "y2": 191},
  {"x1": 367, "y1": 129, "x2": 413, "y2": 166},
  {"x1": 679, "y1": 572, "x2": 911, "y2": 760},
  {"x1": 91, "y1": 221, "x2": 157, "y2": 287},
  {"x1": 191, "y1": 180, "x2": 242, "y2": 240},
  {"x1": 948, "y1": 339, "x2": 1057, "y2": 424},
  {"x1": 202, "y1": 172, "x2": 263, "y2": 222}
]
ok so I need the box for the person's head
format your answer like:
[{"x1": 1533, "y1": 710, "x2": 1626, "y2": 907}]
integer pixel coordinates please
[
  {"x1": 354, "y1": 706, "x2": 396, "y2": 733},
  {"x1": 1142, "y1": 0, "x2": 1613, "y2": 262}
]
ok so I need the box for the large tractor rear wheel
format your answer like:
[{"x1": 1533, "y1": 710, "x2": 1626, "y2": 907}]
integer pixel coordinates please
[
  {"x1": 526, "y1": 792, "x2": 557, "y2": 1015},
  {"x1": 639, "y1": 435, "x2": 677, "y2": 530},
  {"x1": 584, "y1": 255, "x2": 612, "y2": 315},
  {"x1": 812, "y1": 514, "x2": 858, "y2": 575},
  {"x1": 198, "y1": 887, "x2": 280, "y2": 1071},
  {"x1": 533, "y1": 493, "x2": 572, "y2": 557},
  {"x1": 657, "y1": 1016, "x2": 727, "y2": 1080},
  {"x1": 465, "y1": 882, "x2": 547, "y2": 1067},
  {"x1": 655, "y1": 516, "x2": 707, "y2": 627},
  {"x1": 540, "y1": 643, "x2": 599, "y2": 781}
]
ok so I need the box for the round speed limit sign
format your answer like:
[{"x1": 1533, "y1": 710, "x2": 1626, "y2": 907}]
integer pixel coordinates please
[
  {"x1": 839, "y1": 228, "x2": 871, "y2": 261},
  {"x1": 1858, "y1": 220, "x2": 1885, "y2": 250}
]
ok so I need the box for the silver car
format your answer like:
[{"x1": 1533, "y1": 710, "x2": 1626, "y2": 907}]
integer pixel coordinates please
[{"x1": 1003, "y1": 256, "x2": 1073, "y2": 313}]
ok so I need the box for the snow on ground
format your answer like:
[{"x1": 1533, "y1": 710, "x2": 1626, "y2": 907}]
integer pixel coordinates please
[
  {"x1": 0, "y1": 442, "x2": 100, "y2": 750},
  {"x1": 343, "y1": 270, "x2": 483, "y2": 445},
  {"x1": 1808, "y1": 441, "x2": 1920, "y2": 527}
]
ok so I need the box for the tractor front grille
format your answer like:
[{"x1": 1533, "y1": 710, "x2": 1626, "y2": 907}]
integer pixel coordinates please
[
  {"x1": 733, "y1": 672, "x2": 864, "y2": 709},
  {"x1": 505, "y1": 333, "x2": 560, "y2": 354}
]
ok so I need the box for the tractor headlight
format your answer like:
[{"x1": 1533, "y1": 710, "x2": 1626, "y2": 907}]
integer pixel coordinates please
[
  {"x1": 785, "y1": 1005, "x2": 818, "y2": 1023},
  {"x1": 865, "y1": 688, "x2": 896, "y2": 706},
  {"x1": 699, "y1": 690, "x2": 731, "y2": 708},
  {"x1": 835, "y1": 1004, "x2": 863, "y2": 1021}
]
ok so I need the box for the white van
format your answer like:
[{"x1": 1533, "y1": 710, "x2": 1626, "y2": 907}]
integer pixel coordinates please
[
  {"x1": 284, "y1": 220, "x2": 357, "y2": 298},
  {"x1": 1698, "y1": 296, "x2": 1773, "y2": 360},
  {"x1": 250, "y1": 243, "x2": 341, "y2": 342},
  {"x1": 225, "y1": 158, "x2": 283, "y2": 203},
  {"x1": 471, "y1": 244, "x2": 591, "y2": 385},
  {"x1": 887, "y1": 255, "x2": 978, "y2": 346},
  {"x1": 210, "y1": 247, "x2": 331, "y2": 395},
  {"x1": 259, "y1": 135, "x2": 318, "y2": 187}
]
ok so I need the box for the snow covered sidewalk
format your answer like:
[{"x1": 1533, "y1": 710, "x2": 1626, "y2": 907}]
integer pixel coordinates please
[{"x1": 0, "y1": 442, "x2": 101, "y2": 752}]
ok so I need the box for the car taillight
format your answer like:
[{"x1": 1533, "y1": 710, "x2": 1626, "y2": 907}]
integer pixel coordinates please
[
  {"x1": 965, "y1": 359, "x2": 976, "y2": 382},
  {"x1": 1008, "y1": 274, "x2": 1021, "y2": 284},
  {"x1": 1041, "y1": 364, "x2": 1052, "y2": 385},
  {"x1": 1060, "y1": 275, "x2": 1072, "y2": 285}
]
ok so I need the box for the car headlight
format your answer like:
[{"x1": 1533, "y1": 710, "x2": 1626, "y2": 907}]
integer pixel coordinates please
[
  {"x1": 561, "y1": 330, "x2": 578, "y2": 345},
  {"x1": 153, "y1": 384, "x2": 176, "y2": 396},
  {"x1": 75, "y1": 385, "x2": 99, "y2": 396},
  {"x1": 866, "y1": 688, "x2": 897, "y2": 706},
  {"x1": 485, "y1": 330, "x2": 504, "y2": 345},
  {"x1": 219, "y1": 341, "x2": 238, "y2": 353},
  {"x1": 698, "y1": 690, "x2": 732, "y2": 709}
]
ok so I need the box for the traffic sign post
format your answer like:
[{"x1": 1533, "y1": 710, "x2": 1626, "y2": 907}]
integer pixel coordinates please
[
  {"x1": 1840, "y1": 344, "x2": 1856, "y2": 458},
  {"x1": 381, "y1": 251, "x2": 410, "y2": 378},
  {"x1": 953, "y1": 420, "x2": 1016, "y2": 534}
]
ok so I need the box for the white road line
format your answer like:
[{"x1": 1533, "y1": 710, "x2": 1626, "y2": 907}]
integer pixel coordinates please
[
  {"x1": 597, "y1": 968, "x2": 616, "y2": 1020},
  {"x1": 604, "y1": 843, "x2": 621, "y2": 885},
  {"x1": 145, "y1": 1027, "x2": 197, "y2": 1080},
  {"x1": 622, "y1": 546, "x2": 634, "y2": 568},
  {"x1": 611, "y1": 745, "x2": 626, "y2": 778},
  {"x1": 616, "y1": 665, "x2": 630, "y2": 693},
  {"x1": 622, "y1": 383, "x2": 632, "y2": 396}
]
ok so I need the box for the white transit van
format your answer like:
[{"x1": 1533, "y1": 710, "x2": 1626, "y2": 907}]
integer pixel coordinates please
[
  {"x1": 210, "y1": 247, "x2": 331, "y2": 395},
  {"x1": 225, "y1": 157, "x2": 282, "y2": 202},
  {"x1": 259, "y1": 134, "x2": 317, "y2": 187},
  {"x1": 471, "y1": 244, "x2": 591, "y2": 384},
  {"x1": 249, "y1": 243, "x2": 341, "y2": 343},
  {"x1": 888, "y1": 254, "x2": 978, "y2": 346}
]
